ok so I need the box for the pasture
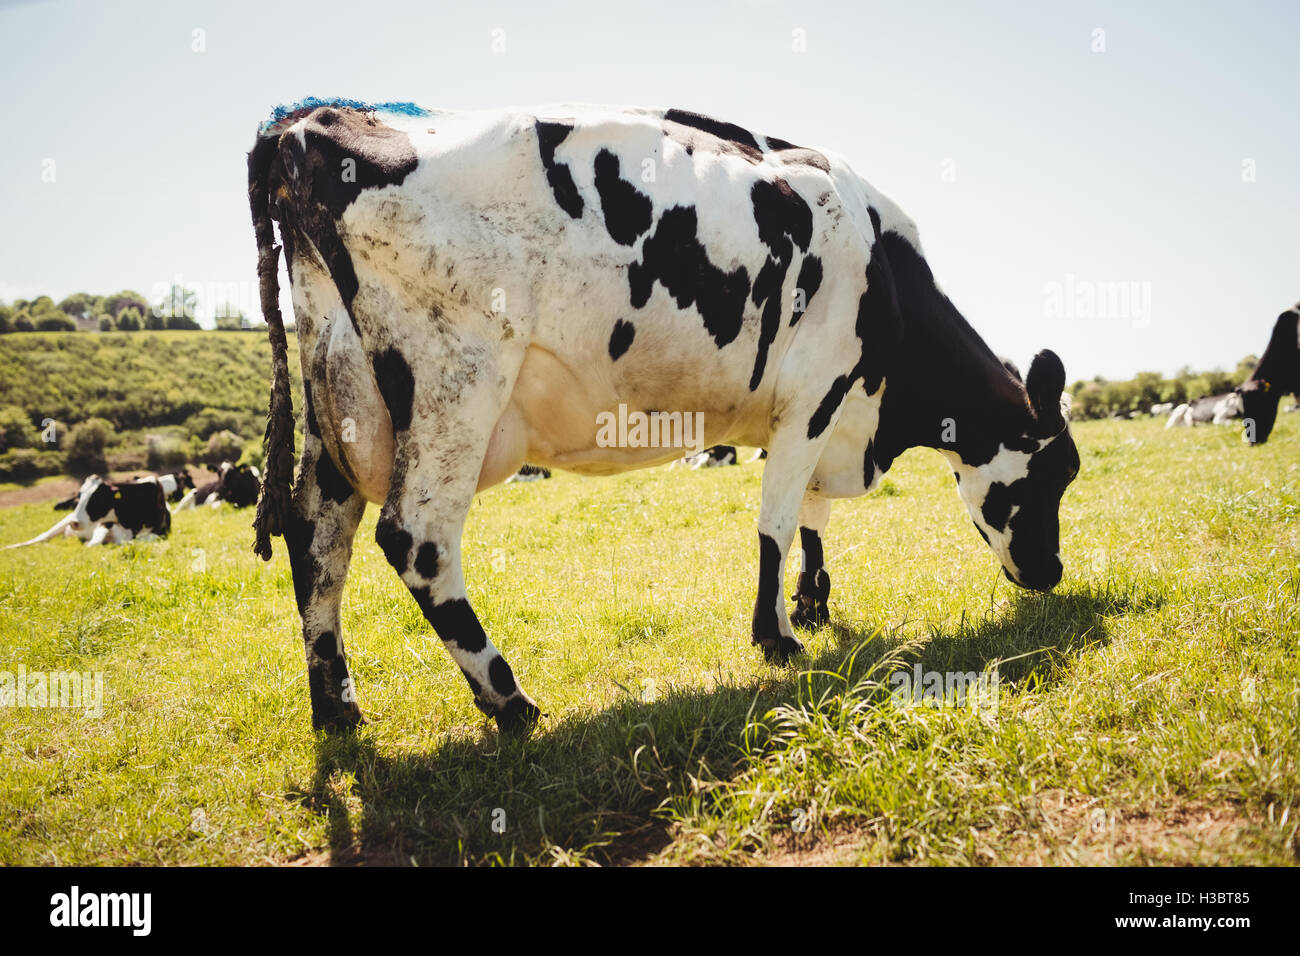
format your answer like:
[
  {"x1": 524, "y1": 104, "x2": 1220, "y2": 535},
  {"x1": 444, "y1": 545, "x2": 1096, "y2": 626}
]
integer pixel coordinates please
[{"x1": 0, "y1": 415, "x2": 1297, "y2": 865}]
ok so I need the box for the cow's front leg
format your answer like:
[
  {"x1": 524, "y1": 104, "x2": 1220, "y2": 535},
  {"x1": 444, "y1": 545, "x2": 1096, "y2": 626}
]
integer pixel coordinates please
[
  {"x1": 791, "y1": 491, "x2": 832, "y2": 629},
  {"x1": 286, "y1": 438, "x2": 367, "y2": 731},
  {"x1": 752, "y1": 430, "x2": 832, "y2": 662}
]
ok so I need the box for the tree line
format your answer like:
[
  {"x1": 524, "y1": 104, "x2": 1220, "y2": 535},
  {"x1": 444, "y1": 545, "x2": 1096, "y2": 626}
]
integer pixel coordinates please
[
  {"x1": 0, "y1": 287, "x2": 254, "y2": 334},
  {"x1": 1067, "y1": 356, "x2": 1258, "y2": 420}
]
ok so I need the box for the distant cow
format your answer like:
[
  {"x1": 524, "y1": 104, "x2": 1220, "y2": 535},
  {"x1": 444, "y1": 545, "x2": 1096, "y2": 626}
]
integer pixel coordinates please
[
  {"x1": 6, "y1": 475, "x2": 171, "y2": 548},
  {"x1": 1165, "y1": 392, "x2": 1243, "y2": 428},
  {"x1": 1149, "y1": 402, "x2": 1174, "y2": 417},
  {"x1": 53, "y1": 469, "x2": 194, "y2": 510},
  {"x1": 1237, "y1": 303, "x2": 1300, "y2": 444},
  {"x1": 684, "y1": 444, "x2": 738, "y2": 468},
  {"x1": 505, "y1": 464, "x2": 551, "y2": 483},
  {"x1": 175, "y1": 462, "x2": 261, "y2": 510}
]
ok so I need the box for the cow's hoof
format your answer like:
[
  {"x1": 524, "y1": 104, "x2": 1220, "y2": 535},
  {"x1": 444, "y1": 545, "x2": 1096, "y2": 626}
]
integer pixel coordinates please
[
  {"x1": 313, "y1": 703, "x2": 365, "y2": 734},
  {"x1": 790, "y1": 596, "x2": 829, "y2": 629},
  {"x1": 754, "y1": 634, "x2": 805, "y2": 664},
  {"x1": 495, "y1": 695, "x2": 543, "y2": 738}
]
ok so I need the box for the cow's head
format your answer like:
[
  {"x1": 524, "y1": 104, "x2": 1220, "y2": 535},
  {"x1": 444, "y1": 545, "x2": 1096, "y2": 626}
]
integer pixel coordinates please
[
  {"x1": 1236, "y1": 378, "x2": 1277, "y2": 445},
  {"x1": 69, "y1": 475, "x2": 116, "y2": 538},
  {"x1": 949, "y1": 350, "x2": 1080, "y2": 592}
]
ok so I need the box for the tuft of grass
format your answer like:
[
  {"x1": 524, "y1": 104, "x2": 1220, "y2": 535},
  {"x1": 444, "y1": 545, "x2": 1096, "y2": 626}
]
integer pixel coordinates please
[{"x1": 0, "y1": 414, "x2": 1297, "y2": 865}]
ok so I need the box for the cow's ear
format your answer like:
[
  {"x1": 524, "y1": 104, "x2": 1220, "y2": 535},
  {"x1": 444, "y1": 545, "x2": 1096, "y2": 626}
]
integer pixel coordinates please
[
  {"x1": 1001, "y1": 358, "x2": 1022, "y2": 381},
  {"x1": 1026, "y1": 349, "x2": 1066, "y2": 423}
]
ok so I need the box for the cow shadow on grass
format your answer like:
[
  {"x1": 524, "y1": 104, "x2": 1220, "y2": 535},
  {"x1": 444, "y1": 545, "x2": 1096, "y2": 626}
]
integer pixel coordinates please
[{"x1": 290, "y1": 580, "x2": 1161, "y2": 866}]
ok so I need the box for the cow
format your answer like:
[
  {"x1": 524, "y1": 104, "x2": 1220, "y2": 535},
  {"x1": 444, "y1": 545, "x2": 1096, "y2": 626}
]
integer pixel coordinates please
[
  {"x1": 52, "y1": 468, "x2": 194, "y2": 510},
  {"x1": 1165, "y1": 392, "x2": 1243, "y2": 428},
  {"x1": 1236, "y1": 303, "x2": 1300, "y2": 444},
  {"x1": 175, "y1": 461, "x2": 261, "y2": 510},
  {"x1": 683, "y1": 444, "x2": 738, "y2": 468},
  {"x1": 6, "y1": 474, "x2": 171, "y2": 548},
  {"x1": 246, "y1": 100, "x2": 1080, "y2": 735},
  {"x1": 505, "y1": 464, "x2": 551, "y2": 483}
]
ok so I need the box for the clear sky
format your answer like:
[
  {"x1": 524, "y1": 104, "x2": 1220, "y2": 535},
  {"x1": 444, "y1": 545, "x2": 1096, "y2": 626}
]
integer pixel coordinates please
[{"x1": 1, "y1": 0, "x2": 1296, "y2": 381}]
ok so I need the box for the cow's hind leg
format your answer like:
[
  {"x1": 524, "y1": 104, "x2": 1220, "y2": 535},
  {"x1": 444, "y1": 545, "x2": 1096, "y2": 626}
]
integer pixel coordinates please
[
  {"x1": 370, "y1": 343, "x2": 539, "y2": 736},
  {"x1": 287, "y1": 436, "x2": 367, "y2": 731},
  {"x1": 790, "y1": 491, "x2": 832, "y2": 629}
]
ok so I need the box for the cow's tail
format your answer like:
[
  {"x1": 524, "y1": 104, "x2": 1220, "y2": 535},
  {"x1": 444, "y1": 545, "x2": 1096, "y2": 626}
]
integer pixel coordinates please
[{"x1": 248, "y1": 132, "x2": 295, "y2": 561}]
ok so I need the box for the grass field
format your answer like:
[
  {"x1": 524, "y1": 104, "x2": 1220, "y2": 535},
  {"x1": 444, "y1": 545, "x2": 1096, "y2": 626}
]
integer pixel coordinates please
[{"x1": 0, "y1": 414, "x2": 1297, "y2": 866}]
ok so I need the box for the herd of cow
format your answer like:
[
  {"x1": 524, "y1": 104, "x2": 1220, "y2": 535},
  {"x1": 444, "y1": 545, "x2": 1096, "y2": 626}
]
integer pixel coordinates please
[
  {"x1": 4, "y1": 462, "x2": 261, "y2": 549},
  {"x1": 5, "y1": 99, "x2": 1296, "y2": 737}
]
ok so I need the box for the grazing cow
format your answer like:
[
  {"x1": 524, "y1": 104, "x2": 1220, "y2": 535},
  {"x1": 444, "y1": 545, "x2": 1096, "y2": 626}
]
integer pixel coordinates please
[
  {"x1": 175, "y1": 462, "x2": 261, "y2": 510},
  {"x1": 1165, "y1": 392, "x2": 1243, "y2": 428},
  {"x1": 247, "y1": 100, "x2": 1079, "y2": 734},
  {"x1": 1236, "y1": 303, "x2": 1300, "y2": 444},
  {"x1": 748, "y1": 448, "x2": 768, "y2": 462},
  {"x1": 6, "y1": 475, "x2": 170, "y2": 548}
]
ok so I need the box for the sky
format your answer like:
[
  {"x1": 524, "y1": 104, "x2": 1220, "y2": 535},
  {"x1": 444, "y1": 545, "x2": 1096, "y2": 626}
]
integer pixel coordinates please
[{"x1": 0, "y1": 0, "x2": 1296, "y2": 381}]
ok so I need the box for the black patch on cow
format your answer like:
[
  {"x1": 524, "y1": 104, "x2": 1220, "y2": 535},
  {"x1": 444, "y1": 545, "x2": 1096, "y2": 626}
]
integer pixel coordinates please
[
  {"x1": 420, "y1": 596, "x2": 489, "y2": 654},
  {"x1": 981, "y1": 482, "x2": 1013, "y2": 532},
  {"x1": 536, "y1": 120, "x2": 584, "y2": 219},
  {"x1": 764, "y1": 135, "x2": 832, "y2": 171},
  {"x1": 193, "y1": 480, "x2": 219, "y2": 506},
  {"x1": 313, "y1": 631, "x2": 338, "y2": 662},
  {"x1": 375, "y1": 516, "x2": 412, "y2": 574},
  {"x1": 748, "y1": 178, "x2": 812, "y2": 389},
  {"x1": 593, "y1": 150, "x2": 653, "y2": 246},
  {"x1": 414, "y1": 542, "x2": 440, "y2": 579},
  {"x1": 751, "y1": 532, "x2": 783, "y2": 639},
  {"x1": 867, "y1": 206, "x2": 883, "y2": 242},
  {"x1": 807, "y1": 374, "x2": 855, "y2": 440},
  {"x1": 315, "y1": 449, "x2": 353, "y2": 505},
  {"x1": 113, "y1": 481, "x2": 170, "y2": 536},
  {"x1": 628, "y1": 205, "x2": 751, "y2": 348},
  {"x1": 285, "y1": 509, "x2": 318, "y2": 616},
  {"x1": 304, "y1": 380, "x2": 322, "y2": 438},
  {"x1": 488, "y1": 655, "x2": 517, "y2": 697},
  {"x1": 791, "y1": 255, "x2": 822, "y2": 326},
  {"x1": 663, "y1": 109, "x2": 763, "y2": 163},
  {"x1": 274, "y1": 108, "x2": 419, "y2": 333},
  {"x1": 372, "y1": 347, "x2": 415, "y2": 431},
  {"x1": 752, "y1": 178, "x2": 812, "y2": 263},
  {"x1": 84, "y1": 482, "x2": 115, "y2": 522},
  {"x1": 608, "y1": 319, "x2": 636, "y2": 360}
]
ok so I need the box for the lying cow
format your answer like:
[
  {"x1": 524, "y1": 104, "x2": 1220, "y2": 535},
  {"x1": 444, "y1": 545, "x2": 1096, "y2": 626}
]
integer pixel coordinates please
[
  {"x1": 6, "y1": 474, "x2": 171, "y2": 548},
  {"x1": 1237, "y1": 303, "x2": 1300, "y2": 444},
  {"x1": 685, "y1": 445, "x2": 738, "y2": 468},
  {"x1": 175, "y1": 461, "x2": 261, "y2": 510},
  {"x1": 1165, "y1": 392, "x2": 1243, "y2": 428},
  {"x1": 505, "y1": 464, "x2": 551, "y2": 483},
  {"x1": 52, "y1": 468, "x2": 194, "y2": 510},
  {"x1": 247, "y1": 100, "x2": 1079, "y2": 734}
]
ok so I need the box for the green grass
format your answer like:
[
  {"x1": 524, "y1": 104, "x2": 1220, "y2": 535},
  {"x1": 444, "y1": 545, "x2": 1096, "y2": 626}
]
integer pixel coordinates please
[{"x1": 0, "y1": 414, "x2": 1297, "y2": 865}]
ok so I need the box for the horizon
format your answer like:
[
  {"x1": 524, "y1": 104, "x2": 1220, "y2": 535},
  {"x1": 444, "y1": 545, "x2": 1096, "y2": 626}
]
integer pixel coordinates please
[{"x1": 1, "y1": 0, "x2": 1296, "y2": 381}]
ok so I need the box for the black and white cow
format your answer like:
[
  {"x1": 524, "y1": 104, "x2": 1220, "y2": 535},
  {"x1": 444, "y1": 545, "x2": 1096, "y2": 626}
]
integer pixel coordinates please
[
  {"x1": 52, "y1": 468, "x2": 194, "y2": 510},
  {"x1": 175, "y1": 461, "x2": 261, "y2": 510},
  {"x1": 6, "y1": 474, "x2": 171, "y2": 548},
  {"x1": 682, "y1": 445, "x2": 738, "y2": 468},
  {"x1": 1236, "y1": 303, "x2": 1300, "y2": 444},
  {"x1": 1165, "y1": 392, "x2": 1243, "y2": 428},
  {"x1": 247, "y1": 101, "x2": 1079, "y2": 734}
]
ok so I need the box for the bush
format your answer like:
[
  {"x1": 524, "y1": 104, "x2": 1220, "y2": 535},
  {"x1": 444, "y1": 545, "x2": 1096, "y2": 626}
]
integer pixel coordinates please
[
  {"x1": 0, "y1": 405, "x2": 37, "y2": 452},
  {"x1": 65, "y1": 418, "x2": 116, "y2": 478},
  {"x1": 13, "y1": 313, "x2": 34, "y2": 332},
  {"x1": 116, "y1": 307, "x2": 143, "y2": 331},
  {"x1": 145, "y1": 434, "x2": 189, "y2": 471},
  {"x1": 204, "y1": 429, "x2": 243, "y2": 468},
  {"x1": 97, "y1": 314, "x2": 115, "y2": 332},
  {"x1": 0, "y1": 448, "x2": 63, "y2": 484},
  {"x1": 184, "y1": 407, "x2": 248, "y2": 441},
  {"x1": 35, "y1": 314, "x2": 77, "y2": 332}
]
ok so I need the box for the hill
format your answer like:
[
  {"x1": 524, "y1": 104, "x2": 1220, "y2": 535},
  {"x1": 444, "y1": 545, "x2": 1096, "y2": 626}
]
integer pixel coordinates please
[{"x1": 0, "y1": 331, "x2": 298, "y2": 482}]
